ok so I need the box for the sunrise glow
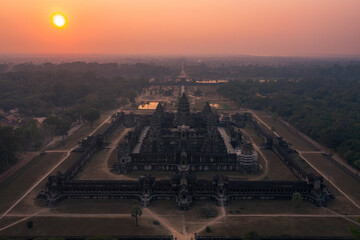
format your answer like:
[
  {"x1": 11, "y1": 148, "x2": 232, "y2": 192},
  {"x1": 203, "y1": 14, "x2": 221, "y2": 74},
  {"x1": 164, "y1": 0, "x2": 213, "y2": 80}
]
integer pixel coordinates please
[{"x1": 0, "y1": 0, "x2": 359, "y2": 55}]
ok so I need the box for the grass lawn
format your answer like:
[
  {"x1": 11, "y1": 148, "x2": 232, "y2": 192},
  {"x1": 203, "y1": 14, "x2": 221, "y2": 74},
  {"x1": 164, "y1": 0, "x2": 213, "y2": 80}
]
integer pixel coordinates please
[
  {"x1": 0, "y1": 216, "x2": 170, "y2": 237},
  {"x1": 0, "y1": 152, "x2": 64, "y2": 214},
  {"x1": 0, "y1": 216, "x2": 22, "y2": 229},
  {"x1": 242, "y1": 125, "x2": 263, "y2": 146},
  {"x1": 74, "y1": 149, "x2": 114, "y2": 180},
  {"x1": 52, "y1": 199, "x2": 139, "y2": 214},
  {"x1": 53, "y1": 152, "x2": 83, "y2": 174},
  {"x1": 7, "y1": 151, "x2": 104, "y2": 214},
  {"x1": 75, "y1": 127, "x2": 126, "y2": 180},
  {"x1": 288, "y1": 152, "x2": 316, "y2": 175},
  {"x1": 226, "y1": 199, "x2": 325, "y2": 215},
  {"x1": 242, "y1": 124, "x2": 297, "y2": 181},
  {"x1": 302, "y1": 153, "x2": 360, "y2": 208},
  {"x1": 261, "y1": 149, "x2": 297, "y2": 181},
  {"x1": 199, "y1": 216, "x2": 354, "y2": 237},
  {"x1": 254, "y1": 111, "x2": 319, "y2": 151},
  {"x1": 107, "y1": 149, "x2": 118, "y2": 169}
]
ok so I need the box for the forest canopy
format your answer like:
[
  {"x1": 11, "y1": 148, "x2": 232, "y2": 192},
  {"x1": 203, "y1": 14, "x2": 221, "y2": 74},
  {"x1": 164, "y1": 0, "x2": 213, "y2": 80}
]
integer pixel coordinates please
[
  {"x1": 218, "y1": 64, "x2": 360, "y2": 168},
  {"x1": 0, "y1": 65, "x2": 149, "y2": 173}
]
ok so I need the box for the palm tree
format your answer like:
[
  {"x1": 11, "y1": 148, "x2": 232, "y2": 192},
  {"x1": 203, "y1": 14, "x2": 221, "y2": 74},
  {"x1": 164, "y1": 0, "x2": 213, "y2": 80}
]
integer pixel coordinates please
[{"x1": 131, "y1": 205, "x2": 143, "y2": 227}]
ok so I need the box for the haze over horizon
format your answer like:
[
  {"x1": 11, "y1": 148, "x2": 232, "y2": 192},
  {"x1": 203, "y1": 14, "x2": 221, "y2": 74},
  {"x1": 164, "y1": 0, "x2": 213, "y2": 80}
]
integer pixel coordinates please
[{"x1": 1, "y1": 0, "x2": 360, "y2": 56}]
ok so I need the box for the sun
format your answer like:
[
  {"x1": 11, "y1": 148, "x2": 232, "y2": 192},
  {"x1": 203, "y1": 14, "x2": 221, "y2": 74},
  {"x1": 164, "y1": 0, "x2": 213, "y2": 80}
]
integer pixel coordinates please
[{"x1": 51, "y1": 12, "x2": 67, "y2": 28}]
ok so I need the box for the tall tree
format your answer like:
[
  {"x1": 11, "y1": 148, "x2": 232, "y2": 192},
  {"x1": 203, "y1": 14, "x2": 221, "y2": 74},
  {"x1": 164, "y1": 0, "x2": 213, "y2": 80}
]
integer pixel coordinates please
[
  {"x1": 131, "y1": 205, "x2": 142, "y2": 227},
  {"x1": 82, "y1": 108, "x2": 100, "y2": 129},
  {"x1": 43, "y1": 116, "x2": 71, "y2": 140}
]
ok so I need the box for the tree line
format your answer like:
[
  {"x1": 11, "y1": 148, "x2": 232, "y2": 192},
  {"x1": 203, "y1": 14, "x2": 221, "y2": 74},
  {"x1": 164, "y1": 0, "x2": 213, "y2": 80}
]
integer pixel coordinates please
[
  {"x1": 0, "y1": 69, "x2": 148, "y2": 173},
  {"x1": 218, "y1": 64, "x2": 360, "y2": 169}
]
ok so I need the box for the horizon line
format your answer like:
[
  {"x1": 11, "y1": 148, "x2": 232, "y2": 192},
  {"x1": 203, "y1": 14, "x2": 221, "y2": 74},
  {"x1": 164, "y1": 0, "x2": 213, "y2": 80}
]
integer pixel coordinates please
[{"x1": 1, "y1": 53, "x2": 360, "y2": 59}]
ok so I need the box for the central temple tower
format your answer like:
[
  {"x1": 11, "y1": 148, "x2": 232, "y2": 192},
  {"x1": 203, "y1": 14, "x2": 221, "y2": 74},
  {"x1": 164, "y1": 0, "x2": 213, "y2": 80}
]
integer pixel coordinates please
[{"x1": 176, "y1": 93, "x2": 191, "y2": 126}]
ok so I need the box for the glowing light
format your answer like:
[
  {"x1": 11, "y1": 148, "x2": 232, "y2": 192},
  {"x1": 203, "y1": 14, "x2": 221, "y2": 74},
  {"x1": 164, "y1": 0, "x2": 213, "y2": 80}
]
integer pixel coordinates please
[
  {"x1": 138, "y1": 102, "x2": 159, "y2": 109},
  {"x1": 51, "y1": 12, "x2": 67, "y2": 28}
]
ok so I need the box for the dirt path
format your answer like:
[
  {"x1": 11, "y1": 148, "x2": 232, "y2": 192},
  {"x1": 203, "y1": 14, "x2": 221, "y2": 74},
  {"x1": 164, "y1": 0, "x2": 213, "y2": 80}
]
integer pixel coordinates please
[
  {"x1": 0, "y1": 209, "x2": 47, "y2": 232},
  {"x1": 44, "y1": 150, "x2": 69, "y2": 153},
  {"x1": 297, "y1": 151, "x2": 323, "y2": 154},
  {"x1": 144, "y1": 206, "x2": 227, "y2": 240},
  {"x1": 144, "y1": 208, "x2": 184, "y2": 240},
  {"x1": 194, "y1": 206, "x2": 226, "y2": 235},
  {"x1": 324, "y1": 208, "x2": 360, "y2": 227}
]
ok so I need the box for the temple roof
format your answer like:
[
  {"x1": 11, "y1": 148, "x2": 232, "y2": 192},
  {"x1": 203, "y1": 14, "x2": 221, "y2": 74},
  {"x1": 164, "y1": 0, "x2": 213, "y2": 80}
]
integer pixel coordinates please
[
  {"x1": 154, "y1": 102, "x2": 164, "y2": 116},
  {"x1": 177, "y1": 93, "x2": 190, "y2": 113},
  {"x1": 202, "y1": 102, "x2": 212, "y2": 115}
]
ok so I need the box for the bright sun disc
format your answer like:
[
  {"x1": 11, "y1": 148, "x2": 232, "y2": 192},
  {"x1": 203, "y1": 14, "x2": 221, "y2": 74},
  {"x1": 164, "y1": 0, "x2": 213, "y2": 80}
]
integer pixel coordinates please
[{"x1": 51, "y1": 13, "x2": 67, "y2": 28}]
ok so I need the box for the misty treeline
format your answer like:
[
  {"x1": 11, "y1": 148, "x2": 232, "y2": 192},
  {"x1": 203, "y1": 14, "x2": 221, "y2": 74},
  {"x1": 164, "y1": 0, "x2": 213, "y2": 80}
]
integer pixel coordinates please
[
  {"x1": 0, "y1": 62, "x2": 172, "y2": 78},
  {"x1": 218, "y1": 65, "x2": 360, "y2": 168},
  {"x1": 3, "y1": 60, "x2": 360, "y2": 80},
  {"x1": 187, "y1": 62, "x2": 360, "y2": 79},
  {"x1": 0, "y1": 69, "x2": 148, "y2": 172},
  {"x1": 0, "y1": 70, "x2": 147, "y2": 114}
]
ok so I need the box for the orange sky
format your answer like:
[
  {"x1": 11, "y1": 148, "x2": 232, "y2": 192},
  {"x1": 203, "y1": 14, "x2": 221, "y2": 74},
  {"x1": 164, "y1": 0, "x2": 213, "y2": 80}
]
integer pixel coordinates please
[{"x1": 1, "y1": 0, "x2": 359, "y2": 56}]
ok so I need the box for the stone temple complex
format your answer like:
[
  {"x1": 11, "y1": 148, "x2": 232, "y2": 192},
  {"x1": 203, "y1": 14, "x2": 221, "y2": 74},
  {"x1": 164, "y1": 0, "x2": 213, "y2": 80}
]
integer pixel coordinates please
[
  {"x1": 115, "y1": 93, "x2": 259, "y2": 174},
  {"x1": 39, "y1": 88, "x2": 333, "y2": 209}
]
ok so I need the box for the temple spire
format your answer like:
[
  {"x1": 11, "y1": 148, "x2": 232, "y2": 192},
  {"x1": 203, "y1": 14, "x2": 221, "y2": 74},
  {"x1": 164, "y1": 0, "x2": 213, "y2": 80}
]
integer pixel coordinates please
[
  {"x1": 176, "y1": 93, "x2": 191, "y2": 126},
  {"x1": 202, "y1": 102, "x2": 212, "y2": 116},
  {"x1": 150, "y1": 102, "x2": 164, "y2": 130}
]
